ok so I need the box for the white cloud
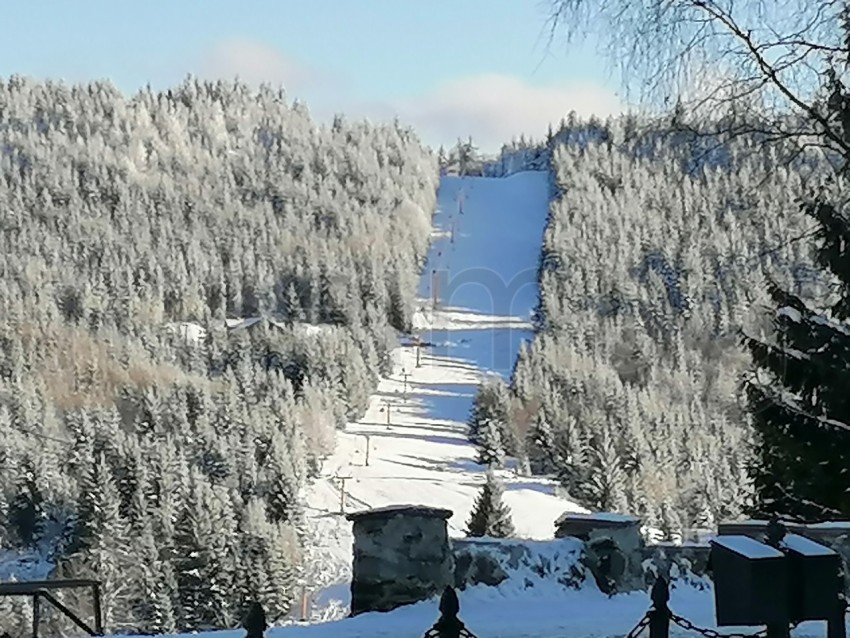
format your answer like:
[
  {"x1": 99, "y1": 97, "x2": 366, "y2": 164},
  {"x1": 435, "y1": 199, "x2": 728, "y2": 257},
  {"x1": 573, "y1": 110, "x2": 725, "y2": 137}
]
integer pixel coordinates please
[
  {"x1": 381, "y1": 73, "x2": 624, "y2": 152},
  {"x1": 190, "y1": 43, "x2": 622, "y2": 152},
  {"x1": 195, "y1": 39, "x2": 332, "y2": 93}
]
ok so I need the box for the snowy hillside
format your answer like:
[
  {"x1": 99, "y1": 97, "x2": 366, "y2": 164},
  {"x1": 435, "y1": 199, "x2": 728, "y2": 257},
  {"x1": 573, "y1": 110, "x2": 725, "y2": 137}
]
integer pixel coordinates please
[{"x1": 300, "y1": 171, "x2": 587, "y2": 616}]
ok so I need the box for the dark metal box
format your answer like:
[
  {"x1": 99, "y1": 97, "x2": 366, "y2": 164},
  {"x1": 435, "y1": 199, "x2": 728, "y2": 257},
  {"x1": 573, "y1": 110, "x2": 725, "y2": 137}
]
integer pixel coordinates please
[
  {"x1": 782, "y1": 533, "x2": 843, "y2": 622},
  {"x1": 711, "y1": 535, "x2": 790, "y2": 626}
]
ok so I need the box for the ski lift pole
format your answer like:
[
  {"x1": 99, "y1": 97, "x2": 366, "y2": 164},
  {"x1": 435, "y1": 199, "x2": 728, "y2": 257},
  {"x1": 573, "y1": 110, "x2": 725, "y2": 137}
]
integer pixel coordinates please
[
  {"x1": 363, "y1": 434, "x2": 371, "y2": 466},
  {"x1": 383, "y1": 399, "x2": 393, "y2": 429},
  {"x1": 334, "y1": 475, "x2": 352, "y2": 514},
  {"x1": 401, "y1": 369, "x2": 411, "y2": 401},
  {"x1": 431, "y1": 269, "x2": 439, "y2": 308}
]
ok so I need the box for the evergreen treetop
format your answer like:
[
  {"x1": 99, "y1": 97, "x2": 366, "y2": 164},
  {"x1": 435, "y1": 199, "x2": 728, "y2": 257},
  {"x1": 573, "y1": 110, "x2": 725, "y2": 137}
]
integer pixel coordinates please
[{"x1": 465, "y1": 467, "x2": 516, "y2": 538}]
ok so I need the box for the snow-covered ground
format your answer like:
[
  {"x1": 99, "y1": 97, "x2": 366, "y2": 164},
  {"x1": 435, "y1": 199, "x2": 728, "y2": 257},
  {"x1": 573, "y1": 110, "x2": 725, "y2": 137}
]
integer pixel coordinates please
[
  {"x1": 300, "y1": 172, "x2": 587, "y2": 617},
  {"x1": 128, "y1": 538, "x2": 845, "y2": 638},
  {"x1": 262, "y1": 568, "x2": 841, "y2": 638}
]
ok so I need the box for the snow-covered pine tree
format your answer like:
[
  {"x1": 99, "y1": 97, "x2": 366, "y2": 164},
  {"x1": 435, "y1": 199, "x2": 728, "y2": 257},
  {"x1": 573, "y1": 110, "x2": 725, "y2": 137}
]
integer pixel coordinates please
[
  {"x1": 6, "y1": 458, "x2": 43, "y2": 547},
  {"x1": 233, "y1": 498, "x2": 280, "y2": 618},
  {"x1": 437, "y1": 145, "x2": 447, "y2": 171},
  {"x1": 465, "y1": 467, "x2": 516, "y2": 538},
  {"x1": 264, "y1": 431, "x2": 305, "y2": 527},
  {"x1": 173, "y1": 471, "x2": 239, "y2": 630},
  {"x1": 585, "y1": 429, "x2": 629, "y2": 513},
  {"x1": 475, "y1": 418, "x2": 505, "y2": 467},
  {"x1": 527, "y1": 411, "x2": 560, "y2": 474},
  {"x1": 132, "y1": 522, "x2": 177, "y2": 634},
  {"x1": 68, "y1": 454, "x2": 138, "y2": 633},
  {"x1": 468, "y1": 378, "x2": 510, "y2": 466},
  {"x1": 283, "y1": 283, "x2": 304, "y2": 325},
  {"x1": 456, "y1": 136, "x2": 480, "y2": 176}
]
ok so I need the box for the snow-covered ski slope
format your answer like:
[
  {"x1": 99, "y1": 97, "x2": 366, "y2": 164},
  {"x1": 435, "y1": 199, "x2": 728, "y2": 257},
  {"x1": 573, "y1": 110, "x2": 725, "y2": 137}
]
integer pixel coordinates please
[{"x1": 302, "y1": 171, "x2": 587, "y2": 603}]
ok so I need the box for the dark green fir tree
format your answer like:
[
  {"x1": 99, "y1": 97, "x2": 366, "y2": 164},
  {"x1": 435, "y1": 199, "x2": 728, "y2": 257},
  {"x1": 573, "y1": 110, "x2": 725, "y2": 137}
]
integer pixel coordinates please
[
  {"x1": 465, "y1": 467, "x2": 516, "y2": 538},
  {"x1": 743, "y1": 196, "x2": 850, "y2": 521}
]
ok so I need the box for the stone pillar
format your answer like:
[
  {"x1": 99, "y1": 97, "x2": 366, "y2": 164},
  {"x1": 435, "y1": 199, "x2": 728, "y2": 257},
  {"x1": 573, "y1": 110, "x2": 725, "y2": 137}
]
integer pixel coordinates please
[
  {"x1": 554, "y1": 511, "x2": 643, "y2": 541},
  {"x1": 346, "y1": 505, "x2": 454, "y2": 616},
  {"x1": 555, "y1": 512, "x2": 645, "y2": 594}
]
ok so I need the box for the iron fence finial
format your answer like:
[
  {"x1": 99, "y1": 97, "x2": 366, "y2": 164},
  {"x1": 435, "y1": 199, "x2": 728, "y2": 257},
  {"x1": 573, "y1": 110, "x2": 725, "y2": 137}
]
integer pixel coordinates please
[
  {"x1": 439, "y1": 586, "x2": 460, "y2": 618},
  {"x1": 651, "y1": 576, "x2": 670, "y2": 609},
  {"x1": 424, "y1": 586, "x2": 477, "y2": 638}
]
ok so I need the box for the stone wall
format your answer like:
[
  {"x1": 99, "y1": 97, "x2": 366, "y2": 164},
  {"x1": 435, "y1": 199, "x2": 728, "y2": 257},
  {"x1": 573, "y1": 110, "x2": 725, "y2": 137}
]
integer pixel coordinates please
[
  {"x1": 346, "y1": 505, "x2": 454, "y2": 616},
  {"x1": 452, "y1": 537, "x2": 586, "y2": 591},
  {"x1": 641, "y1": 543, "x2": 712, "y2": 590},
  {"x1": 345, "y1": 507, "x2": 850, "y2": 615}
]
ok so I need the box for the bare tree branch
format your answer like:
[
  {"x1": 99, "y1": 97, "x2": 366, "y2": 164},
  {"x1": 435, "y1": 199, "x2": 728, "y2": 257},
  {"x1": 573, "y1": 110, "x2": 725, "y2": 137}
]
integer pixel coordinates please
[
  {"x1": 690, "y1": 1, "x2": 850, "y2": 157},
  {"x1": 543, "y1": 0, "x2": 849, "y2": 164}
]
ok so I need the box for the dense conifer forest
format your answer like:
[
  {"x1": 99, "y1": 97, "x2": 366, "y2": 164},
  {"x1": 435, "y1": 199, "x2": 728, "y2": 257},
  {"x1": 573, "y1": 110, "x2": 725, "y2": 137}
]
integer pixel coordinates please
[
  {"x1": 0, "y1": 76, "x2": 438, "y2": 635},
  {"x1": 469, "y1": 114, "x2": 837, "y2": 539}
]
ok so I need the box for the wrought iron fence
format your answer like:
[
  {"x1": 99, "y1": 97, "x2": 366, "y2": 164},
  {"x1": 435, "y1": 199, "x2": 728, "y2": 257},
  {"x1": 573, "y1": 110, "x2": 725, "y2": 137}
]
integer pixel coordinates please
[{"x1": 622, "y1": 577, "x2": 772, "y2": 638}]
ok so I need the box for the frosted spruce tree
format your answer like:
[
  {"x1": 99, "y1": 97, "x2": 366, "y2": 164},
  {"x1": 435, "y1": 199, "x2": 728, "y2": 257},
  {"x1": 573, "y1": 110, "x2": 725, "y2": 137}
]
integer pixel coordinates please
[
  {"x1": 468, "y1": 378, "x2": 510, "y2": 467},
  {"x1": 465, "y1": 467, "x2": 516, "y2": 538}
]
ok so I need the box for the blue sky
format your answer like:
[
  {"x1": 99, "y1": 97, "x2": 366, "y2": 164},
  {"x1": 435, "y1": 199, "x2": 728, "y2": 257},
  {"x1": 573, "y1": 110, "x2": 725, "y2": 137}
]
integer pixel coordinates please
[{"x1": 1, "y1": 1, "x2": 624, "y2": 151}]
